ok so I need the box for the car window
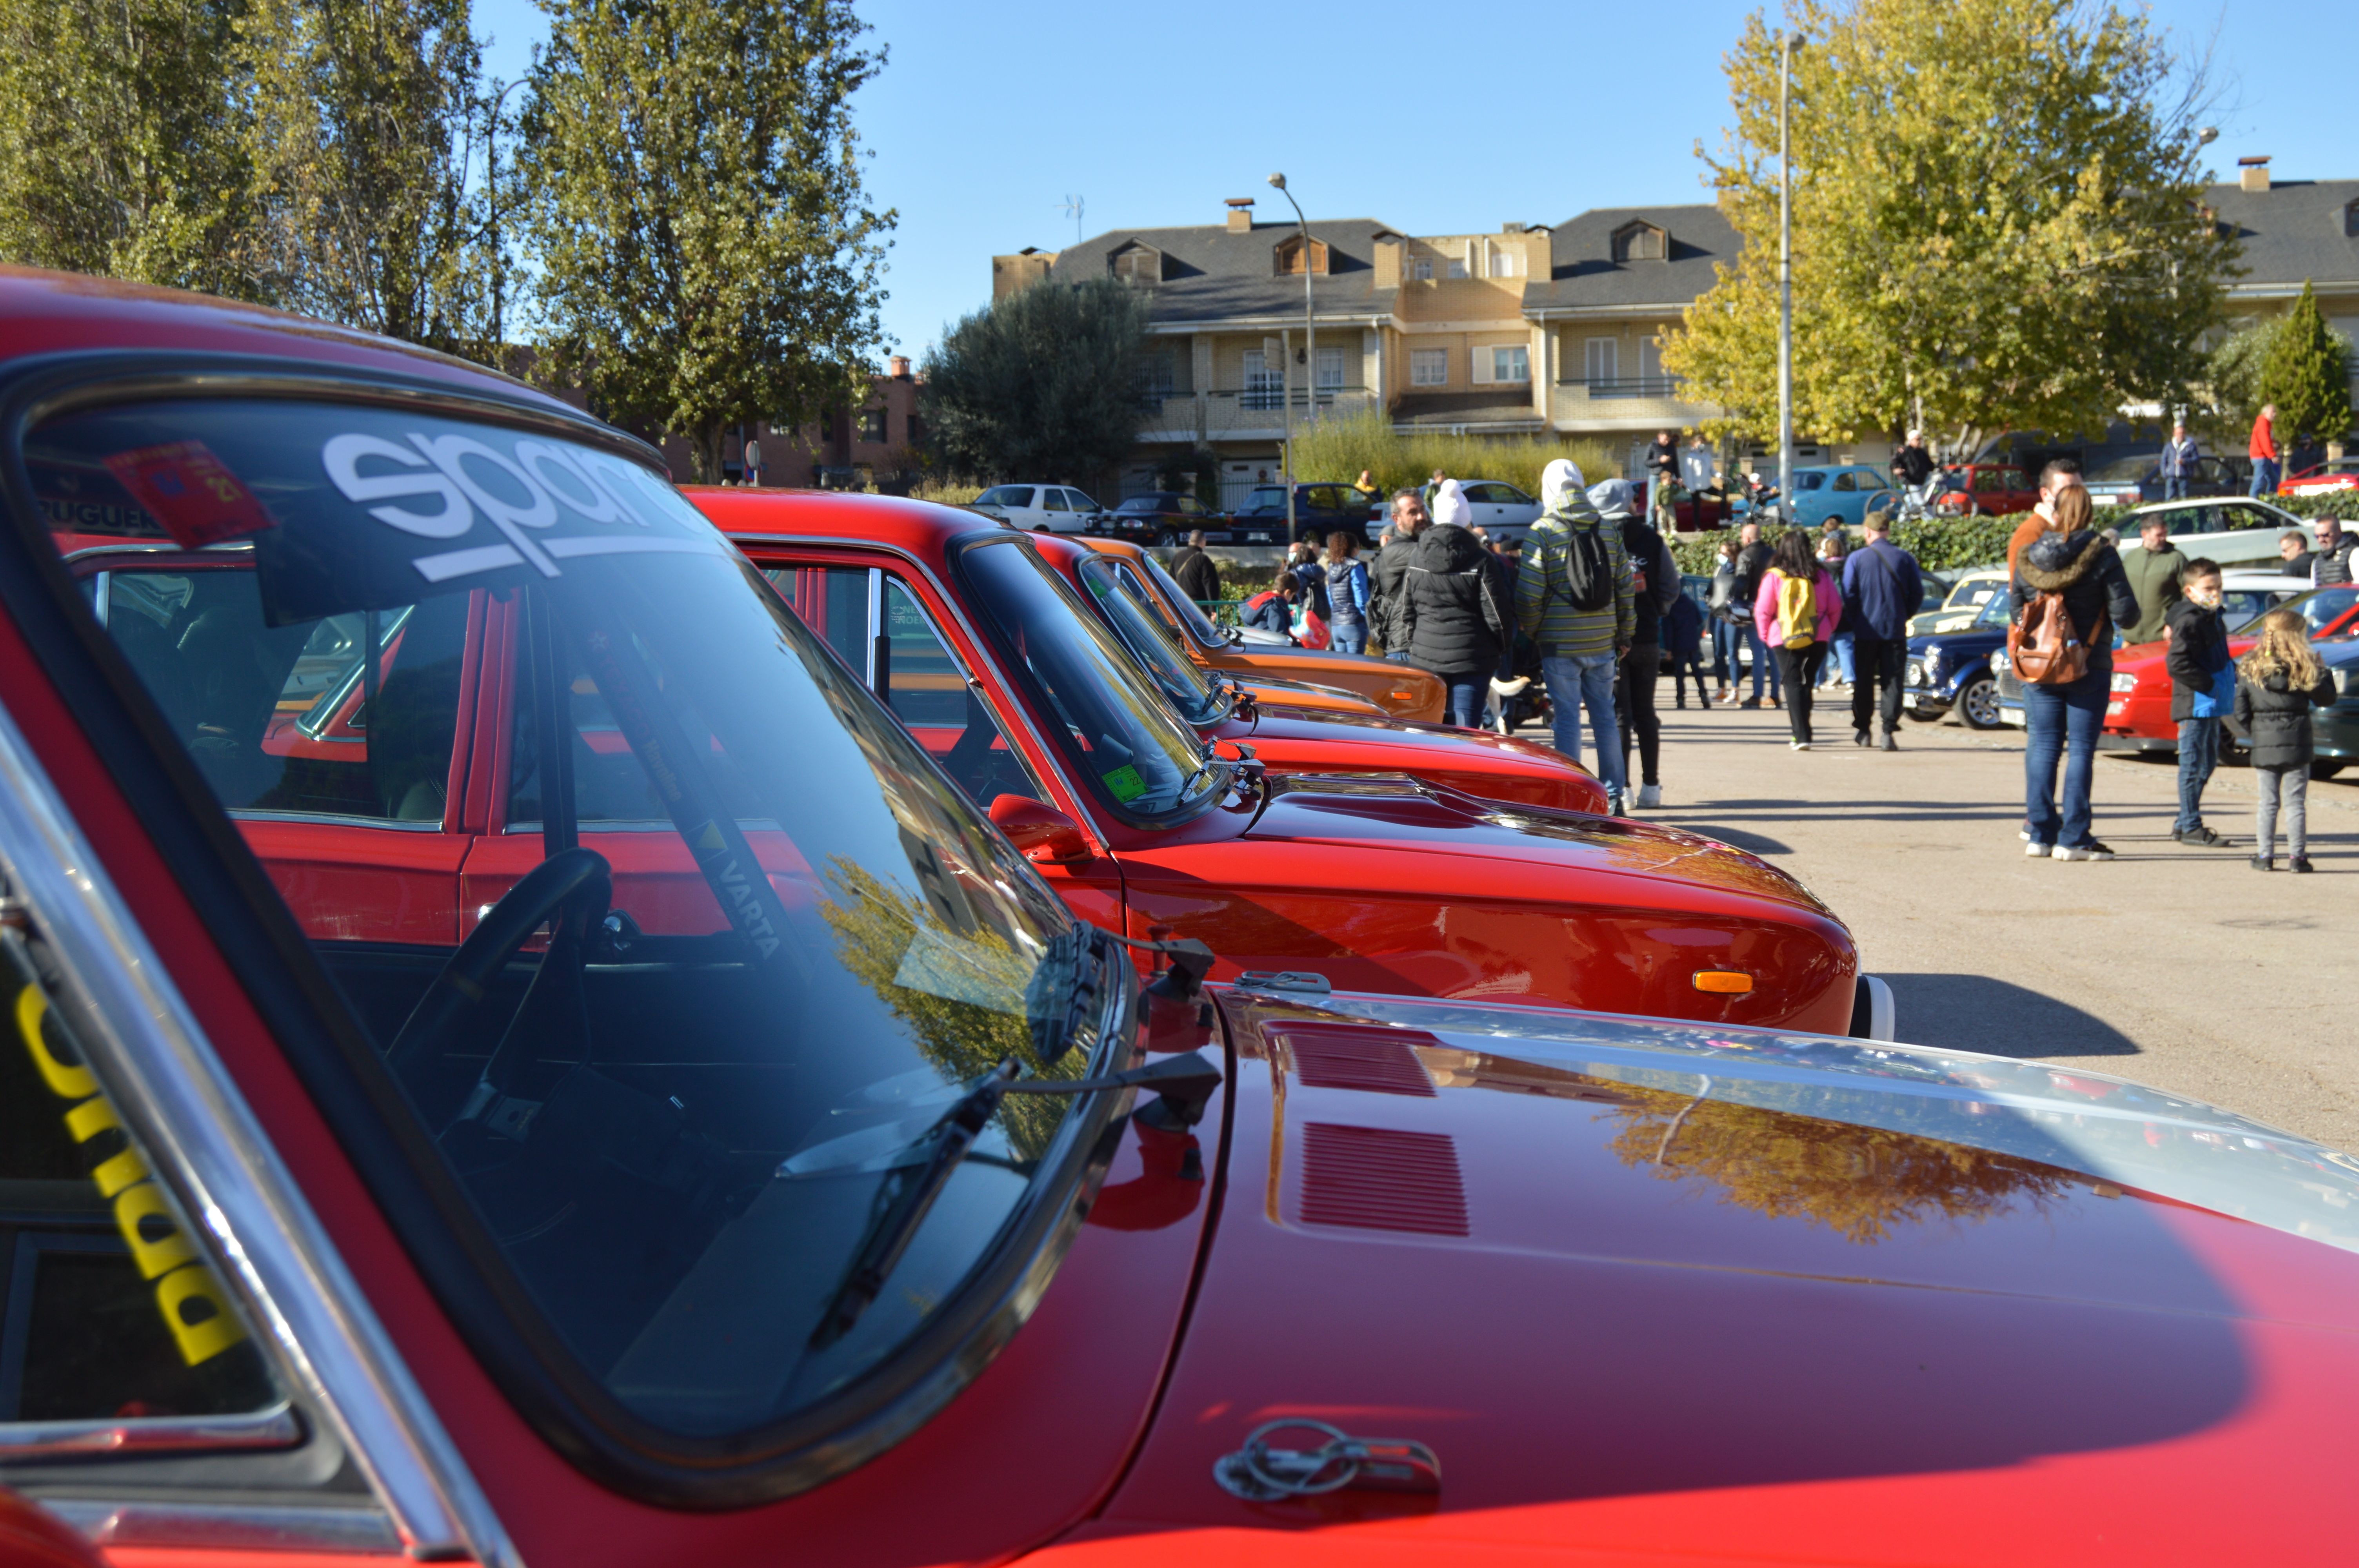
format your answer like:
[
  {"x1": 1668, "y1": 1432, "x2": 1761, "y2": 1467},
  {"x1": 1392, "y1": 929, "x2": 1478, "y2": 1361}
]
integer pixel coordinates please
[
  {"x1": 880, "y1": 579, "x2": 1041, "y2": 808},
  {"x1": 956, "y1": 538, "x2": 1221, "y2": 823},
  {"x1": 1491, "y1": 484, "x2": 1533, "y2": 505},
  {"x1": 1974, "y1": 469, "x2": 2008, "y2": 492},
  {"x1": 974, "y1": 485, "x2": 1032, "y2": 509},
  {"x1": 1076, "y1": 556, "x2": 1225, "y2": 726},
  {"x1": 1112, "y1": 497, "x2": 1156, "y2": 515},
  {"x1": 1041, "y1": 490, "x2": 1072, "y2": 512},
  {"x1": 2217, "y1": 504, "x2": 2275, "y2": 531},
  {"x1": 1129, "y1": 554, "x2": 1230, "y2": 649},
  {"x1": 2090, "y1": 456, "x2": 2152, "y2": 480},
  {"x1": 2, "y1": 956, "x2": 278, "y2": 1428},
  {"x1": 29, "y1": 396, "x2": 1096, "y2": 1457},
  {"x1": 1063, "y1": 490, "x2": 1098, "y2": 512},
  {"x1": 2274, "y1": 585, "x2": 2359, "y2": 637},
  {"x1": 1830, "y1": 472, "x2": 1857, "y2": 492},
  {"x1": 1792, "y1": 472, "x2": 1825, "y2": 490},
  {"x1": 1176, "y1": 496, "x2": 1204, "y2": 515},
  {"x1": 764, "y1": 563, "x2": 871, "y2": 673}
]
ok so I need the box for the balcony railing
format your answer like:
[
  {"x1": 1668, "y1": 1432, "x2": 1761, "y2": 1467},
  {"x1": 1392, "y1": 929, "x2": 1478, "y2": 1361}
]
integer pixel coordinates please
[
  {"x1": 1141, "y1": 387, "x2": 1374, "y2": 438},
  {"x1": 1559, "y1": 375, "x2": 1687, "y2": 399}
]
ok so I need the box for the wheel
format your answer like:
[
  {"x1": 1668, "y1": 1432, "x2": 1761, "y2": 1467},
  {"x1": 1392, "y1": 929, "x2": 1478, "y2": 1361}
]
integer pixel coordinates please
[
  {"x1": 1154, "y1": 529, "x2": 1178, "y2": 548},
  {"x1": 1955, "y1": 673, "x2": 2001, "y2": 730},
  {"x1": 2313, "y1": 760, "x2": 2347, "y2": 781}
]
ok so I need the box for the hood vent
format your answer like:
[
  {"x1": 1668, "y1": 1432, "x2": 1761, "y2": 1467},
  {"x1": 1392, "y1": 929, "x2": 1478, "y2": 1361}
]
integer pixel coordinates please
[
  {"x1": 1298, "y1": 1123, "x2": 1468, "y2": 1236},
  {"x1": 1276, "y1": 1025, "x2": 1438, "y2": 1097}
]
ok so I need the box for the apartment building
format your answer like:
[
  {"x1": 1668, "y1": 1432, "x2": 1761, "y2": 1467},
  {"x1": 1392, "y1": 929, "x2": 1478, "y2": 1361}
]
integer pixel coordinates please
[{"x1": 992, "y1": 165, "x2": 2359, "y2": 499}]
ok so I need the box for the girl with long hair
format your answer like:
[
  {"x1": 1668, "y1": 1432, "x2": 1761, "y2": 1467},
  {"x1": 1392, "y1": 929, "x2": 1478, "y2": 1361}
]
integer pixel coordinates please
[
  {"x1": 1752, "y1": 529, "x2": 1841, "y2": 748},
  {"x1": 2012, "y1": 483, "x2": 2138, "y2": 859},
  {"x1": 2234, "y1": 608, "x2": 2335, "y2": 872},
  {"x1": 1323, "y1": 531, "x2": 1370, "y2": 654}
]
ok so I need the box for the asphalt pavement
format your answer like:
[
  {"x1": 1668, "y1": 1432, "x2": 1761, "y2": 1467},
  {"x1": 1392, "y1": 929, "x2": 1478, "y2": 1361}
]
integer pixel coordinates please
[{"x1": 1581, "y1": 686, "x2": 2359, "y2": 1151}]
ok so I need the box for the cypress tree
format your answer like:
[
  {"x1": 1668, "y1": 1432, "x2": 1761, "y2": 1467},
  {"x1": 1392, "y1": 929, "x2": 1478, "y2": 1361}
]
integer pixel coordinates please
[{"x1": 2256, "y1": 280, "x2": 2355, "y2": 449}]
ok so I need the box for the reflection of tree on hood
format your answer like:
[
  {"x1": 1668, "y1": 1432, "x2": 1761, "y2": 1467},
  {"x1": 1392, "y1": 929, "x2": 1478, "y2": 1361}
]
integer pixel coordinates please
[
  {"x1": 1602, "y1": 1084, "x2": 2068, "y2": 1245},
  {"x1": 818, "y1": 856, "x2": 1064, "y2": 1159}
]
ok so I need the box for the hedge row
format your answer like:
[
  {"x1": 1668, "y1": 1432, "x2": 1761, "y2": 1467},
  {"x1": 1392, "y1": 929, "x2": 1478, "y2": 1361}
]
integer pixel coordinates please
[{"x1": 1667, "y1": 486, "x2": 2359, "y2": 577}]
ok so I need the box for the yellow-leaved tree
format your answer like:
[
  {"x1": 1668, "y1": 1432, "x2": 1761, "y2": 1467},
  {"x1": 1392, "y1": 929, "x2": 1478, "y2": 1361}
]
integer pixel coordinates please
[{"x1": 1664, "y1": 0, "x2": 2237, "y2": 453}]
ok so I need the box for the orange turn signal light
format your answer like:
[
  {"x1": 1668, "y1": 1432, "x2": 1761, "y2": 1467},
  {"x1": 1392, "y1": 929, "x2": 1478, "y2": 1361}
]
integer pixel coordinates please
[{"x1": 1692, "y1": 970, "x2": 1754, "y2": 995}]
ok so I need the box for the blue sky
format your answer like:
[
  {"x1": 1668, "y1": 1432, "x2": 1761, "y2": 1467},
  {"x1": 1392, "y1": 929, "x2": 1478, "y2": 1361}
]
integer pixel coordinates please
[{"x1": 473, "y1": 0, "x2": 2337, "y2": 364}]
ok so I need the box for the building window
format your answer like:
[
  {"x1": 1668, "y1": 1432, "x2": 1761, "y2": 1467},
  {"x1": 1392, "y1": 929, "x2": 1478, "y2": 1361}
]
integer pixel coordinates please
[
  {"x1": 1611, "y1": 223, "x2": 1667, "y2": 263},
  {"x1": 1410, "y1": 257, "x2": 1433, "y2": 281},
  {"x1": 859, "y1": 406, "x2": 888, "y2": 444},
  {"x1": 1315, "y1": 348, "x2": 1345, "y2": 394},
  {"x1": 1242, "y1": 349, "x2": 1283, "y2": 410},
  {"x1": 1490, "y1": 250, "x2": 1518, "y2": 278},
  {"x1": 1410, "y1": 348, "x2": 1448, "y2": 387},
  {"x1": 1490, "y1": 345, "x2": 1530, "y2": 383},
  {"x1": 1136, "y1": 351, "x2": 1176, "y2": 401},
  {"x1": 1109, "y1": 245, "x2": 1161, "y2": 285},
  {"x1": 1584, "y1": 337, "x2": 1619, "y2": 385},
  {"x1": 1637, "y1": 337, "x2": 1664, "y2": 383},
  {"x1": 2346, "y1": 198, "x2": 2359, "y2": 238},
  {"x1": 1446, "y1": 258, "x2": 1468, "y2": 279},
  {"x1": 1275, "y1": 235, "x2": 1330, "y2": 275}
]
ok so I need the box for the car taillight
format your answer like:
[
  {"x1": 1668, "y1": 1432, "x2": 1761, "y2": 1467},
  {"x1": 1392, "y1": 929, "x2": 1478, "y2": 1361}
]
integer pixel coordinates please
[{"x1": 2110, "y1": 672, "x2": 2137, "y2": 693}]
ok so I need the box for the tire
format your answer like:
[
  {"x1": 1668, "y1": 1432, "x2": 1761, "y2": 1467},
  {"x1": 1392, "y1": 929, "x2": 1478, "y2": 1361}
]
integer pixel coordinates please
[
  {"x1": 1153, "y1": 529, "x2": 1177, "y2": 548},
  {"x1": 1955, "y1": 673, "x2": 2001, "y2": 730}
]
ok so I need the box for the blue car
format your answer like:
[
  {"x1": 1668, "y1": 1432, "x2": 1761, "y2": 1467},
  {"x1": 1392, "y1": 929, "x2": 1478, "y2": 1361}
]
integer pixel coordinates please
[
  {"x1": 1903, "y1": 592, "x2": 2010, "y2": 729},
  {"x1": 1732, "y1": 465, "x2": 1897, "y2": 530},
  {"x1": 2311, "y1": 641, "x2": 2359, "y2": 780}
]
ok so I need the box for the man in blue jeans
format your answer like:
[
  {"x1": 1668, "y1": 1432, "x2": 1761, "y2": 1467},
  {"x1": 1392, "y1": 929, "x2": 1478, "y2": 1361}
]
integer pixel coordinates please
[
  {"x1": 1372, "y1": 490, "x2": 1427, "y2": 663},
  {"x1": 1517, "y1": 458, "x2": 1634, "y2": 812}
]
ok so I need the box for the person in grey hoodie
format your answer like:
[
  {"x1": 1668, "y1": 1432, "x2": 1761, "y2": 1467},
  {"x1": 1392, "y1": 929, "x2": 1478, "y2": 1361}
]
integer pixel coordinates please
[{"x1": 1398, "y1": 480, "x2": 1508, "y2": 726}]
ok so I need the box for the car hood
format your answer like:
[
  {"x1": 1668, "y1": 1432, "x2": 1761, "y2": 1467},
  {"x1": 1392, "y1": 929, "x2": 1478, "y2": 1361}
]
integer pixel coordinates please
[
  {"x1": 1239, "y1": 773, "x2": 1829, "y2": 917},
  {"x1": 1237, "y1": 711, "x2": 1608, "y2": 815},
  {"x1": 1062, "y1": 988, "x2": 2359, "y2": 1561}
]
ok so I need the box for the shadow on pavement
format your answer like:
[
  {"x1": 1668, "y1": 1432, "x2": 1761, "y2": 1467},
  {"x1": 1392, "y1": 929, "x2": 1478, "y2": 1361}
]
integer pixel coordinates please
[
  {"x1": 1676, "y1": 824, "x2": 1795, "y2": 857},
  {"x1": 1882, "y1": 973, "x2": 2141, "y2": 1058}
]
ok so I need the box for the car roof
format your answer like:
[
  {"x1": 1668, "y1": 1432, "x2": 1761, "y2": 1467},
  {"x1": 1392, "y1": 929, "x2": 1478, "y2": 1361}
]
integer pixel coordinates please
[
  {"x1": 0, "y1": 265, "x2": 582, "y2": 422},
  {"x1": 691, "y1": 487, "x2": 1009, "y2": 570}
]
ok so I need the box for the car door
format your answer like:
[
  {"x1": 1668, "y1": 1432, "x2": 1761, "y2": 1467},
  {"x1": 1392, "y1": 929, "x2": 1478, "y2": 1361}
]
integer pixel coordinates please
[
  {"x1": 76, "y1": 553, "x2": 480, "y2": 946},
  {"x1": 746, "y1": 550, "x2": 1128, "y2": 934}
]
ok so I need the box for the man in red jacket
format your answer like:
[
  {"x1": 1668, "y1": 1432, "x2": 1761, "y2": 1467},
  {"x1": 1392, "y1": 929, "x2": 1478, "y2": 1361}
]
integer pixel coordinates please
[{"x1": 2249, "y1": 403, "x2": 2280, "y2": 496}]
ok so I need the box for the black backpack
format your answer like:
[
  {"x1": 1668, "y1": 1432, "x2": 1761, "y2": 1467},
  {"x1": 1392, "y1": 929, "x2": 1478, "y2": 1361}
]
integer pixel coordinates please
[{"x1": 1553, "y1": 519, "x2": 1615, "y2": 614}]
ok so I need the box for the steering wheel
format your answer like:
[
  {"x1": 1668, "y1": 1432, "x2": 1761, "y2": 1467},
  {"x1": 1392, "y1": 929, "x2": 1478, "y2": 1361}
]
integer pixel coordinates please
[{"x1": 385, "y1": 848, "x2": 612, "y2": 1091}]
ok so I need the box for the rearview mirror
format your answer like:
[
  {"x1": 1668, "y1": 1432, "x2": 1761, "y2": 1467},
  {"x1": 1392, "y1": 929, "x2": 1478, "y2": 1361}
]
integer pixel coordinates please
[{"x1": 988, "y1": 795, "x2": 1092, "y2": 865}]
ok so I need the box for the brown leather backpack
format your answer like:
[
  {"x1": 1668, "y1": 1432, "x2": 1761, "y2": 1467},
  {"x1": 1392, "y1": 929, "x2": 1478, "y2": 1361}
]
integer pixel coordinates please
[{"x1": 2009, "y1": 587, "x2": 2088, "y2": 685}]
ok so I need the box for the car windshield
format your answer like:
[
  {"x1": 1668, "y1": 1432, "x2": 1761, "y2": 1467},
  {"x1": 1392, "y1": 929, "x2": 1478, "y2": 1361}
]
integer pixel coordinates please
[
  {"x1": 2248, "y1": 584, "x2": 2359, "y2": 638},
  {"x1": 956, "y1": 537, "x2": 1225, "y2": 823},
  {"x1": 1074, "y1": 556, "x2": 1228, "y2": 726},
  {"x1": 29, "y1": 396, "x2": 1107, "y2": 1443},
  {"x1": 1946, "y1": 577, "x2": 2002, "y2": 609},
  {"x1": 1974, "y1": 593, "x2": 2014, "y2": 628},
  {"x1": 1130, "y1": 550, "x2": 1232, "y2": 648},
  {"x1": 1112, "y1": 496, "x2": 1165, "y2": 514},
  {"x1": 2088, "y1": 456, "x2": 2153, "y2": 481},
  {"x1": 1239, "y1": 486, "x2": 1286, "y2": 514}
]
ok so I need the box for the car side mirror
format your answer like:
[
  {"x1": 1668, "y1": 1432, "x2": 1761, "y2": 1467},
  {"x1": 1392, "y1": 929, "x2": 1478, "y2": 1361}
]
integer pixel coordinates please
[{"x1": 989, "y1": 795, "x2": 1092, "y2": 865}]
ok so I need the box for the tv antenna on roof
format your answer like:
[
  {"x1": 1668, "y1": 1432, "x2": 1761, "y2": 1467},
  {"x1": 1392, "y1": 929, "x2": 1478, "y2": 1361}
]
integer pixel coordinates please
[{"x1": 1060, "y1": 194, "x2": 1085, "y2": 247}]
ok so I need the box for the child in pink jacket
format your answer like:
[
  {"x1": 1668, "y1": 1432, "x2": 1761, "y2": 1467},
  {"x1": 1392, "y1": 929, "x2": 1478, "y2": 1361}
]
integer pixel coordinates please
[{"x1": 1752, "y1": 529, "x2": 1844, "y2": 749}]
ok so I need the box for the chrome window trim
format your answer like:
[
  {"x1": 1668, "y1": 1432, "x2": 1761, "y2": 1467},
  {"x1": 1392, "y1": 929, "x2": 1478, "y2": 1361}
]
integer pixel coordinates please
[
  {"x1": 231, "y1": 810, "x2": 447, "y2": 833},
  {"x1": 0, "y1": 1403, "x2": 301, "y2": 1460},
  {"x1": 0, "y1": 699, "x2": 518, "y2": 1566},
  {"x1": 44, "y1": 1498, "x2": 404, "y2": 1556}
]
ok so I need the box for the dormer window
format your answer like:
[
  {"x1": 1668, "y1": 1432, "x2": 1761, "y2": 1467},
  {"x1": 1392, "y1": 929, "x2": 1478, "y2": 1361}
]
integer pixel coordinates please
[
  {"x1": 1108, "y1": 241, "x2": 1162, "y2": 286},
  {"x1": 1274, "y1": 234, "x2": 1330, "y2": 276},
  {"x1": 2346, "y1": 198, "x2": 2359, "y2": 238},
  {"x1": 1611, "y1": 221, "x2": 1668, "y2": 263}
]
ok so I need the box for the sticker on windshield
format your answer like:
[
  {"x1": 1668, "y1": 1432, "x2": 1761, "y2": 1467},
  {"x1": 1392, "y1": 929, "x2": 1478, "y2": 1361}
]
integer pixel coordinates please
[
  {"x1": 1102, "y1": 764, "x2": 1147, "y2": 802},
  {"x1": 103, "y1": 440, "x2": 275, "y2": 547}
]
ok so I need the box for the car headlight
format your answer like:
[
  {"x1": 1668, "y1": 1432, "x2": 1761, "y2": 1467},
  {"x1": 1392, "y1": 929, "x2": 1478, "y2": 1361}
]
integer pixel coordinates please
[
  {"x1": 2110, "y1": 672, "x2": 2138, "y2": 694},
  {"x1": 1990, "y1": 649, "x2": 2007, "y2": 674}
]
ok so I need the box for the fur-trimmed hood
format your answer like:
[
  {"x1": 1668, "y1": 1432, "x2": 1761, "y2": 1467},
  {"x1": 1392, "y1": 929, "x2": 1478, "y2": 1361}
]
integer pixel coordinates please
[{"x1": 2018, "y1": 527, "x2": 2109, "y2": 590}]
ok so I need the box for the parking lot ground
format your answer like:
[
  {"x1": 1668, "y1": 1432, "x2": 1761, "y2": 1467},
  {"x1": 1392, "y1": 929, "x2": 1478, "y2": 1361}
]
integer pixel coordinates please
[{"x1": 1601, "y1": 691, "x2": 2359, "y2": 1151}]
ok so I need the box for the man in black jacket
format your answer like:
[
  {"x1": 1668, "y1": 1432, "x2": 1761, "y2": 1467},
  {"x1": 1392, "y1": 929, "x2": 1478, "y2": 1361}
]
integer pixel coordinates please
[
  {"x1": 1594, "y1": 480, "x2": 1681, "y2": 808},
  {"x1": 1890, "y1": 431, "x2": 1935, "y2": 504},
  {"x1": 2164, "y1": 559, "x2": 2234, "y2": 848},
  {"x1": 1168, "y1": 531, "x2": 1221, "y2": 606},
  {"x1": 1371, "y1": 489, "x2": 1428, "y2": 661},
  {"x1": 1730, "y1": 521, "x2": 1781, "y2": 708}
]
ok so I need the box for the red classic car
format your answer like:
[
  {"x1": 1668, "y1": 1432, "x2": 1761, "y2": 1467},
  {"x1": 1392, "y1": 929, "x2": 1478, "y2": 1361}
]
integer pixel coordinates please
[
  {"x1": 1933, "y1": 463, "x2": 2040, "y2": 518},
  {"x1": 9, "y1": 269, "x2": 2359, "y2": 1568},
  {"x1": 695, "y1": 487, "x2": 1856, "y2": 1032},
  {"x1": 2278, "y1": 457, "x2": 2359, "y2": 497},
  {"x1": 2101, "y1": 584, "x2": 2359, "y2": 757}
]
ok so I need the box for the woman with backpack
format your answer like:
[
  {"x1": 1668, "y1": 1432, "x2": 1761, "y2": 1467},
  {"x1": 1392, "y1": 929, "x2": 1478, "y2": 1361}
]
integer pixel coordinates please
[
  {"x1": 1751, "y1": 529, "x2": 1841, "y2": 750},
  {"x1": 2234, "y1": 608, "x2": 2337, "y2": 873},
  {"x1": 1322, "y1": 532, "x2": 1372, "y2": 654},
  {"x1": 2010, "y1": 485, "x2": 2139, "y2": 861}
]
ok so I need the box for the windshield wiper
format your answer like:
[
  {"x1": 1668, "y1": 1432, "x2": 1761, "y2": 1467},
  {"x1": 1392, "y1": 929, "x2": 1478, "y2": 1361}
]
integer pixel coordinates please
[{"x1": 809, "y1": 1049, "x2": 1223, "y2": 1348}]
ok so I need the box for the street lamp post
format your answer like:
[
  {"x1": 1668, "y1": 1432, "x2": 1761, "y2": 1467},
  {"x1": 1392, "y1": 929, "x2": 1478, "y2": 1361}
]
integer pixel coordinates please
[
  {"x1": 1270, "y1": 172, "x2": 1314, "y2": 546},
  {"x1": 1777, "y1": 32, "x2": 1804, "y2": 525}
]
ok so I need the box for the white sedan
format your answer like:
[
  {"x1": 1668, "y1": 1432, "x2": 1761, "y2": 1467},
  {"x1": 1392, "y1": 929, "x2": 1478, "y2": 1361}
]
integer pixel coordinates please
[{"x1": 969, "y1": 483, "x2": 1104, "y2": 534}]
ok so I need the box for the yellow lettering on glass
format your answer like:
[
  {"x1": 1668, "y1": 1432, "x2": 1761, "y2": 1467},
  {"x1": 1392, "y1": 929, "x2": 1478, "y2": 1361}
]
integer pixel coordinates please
[{"x1": 13, "y1": 972, "x2": 249, "y2": 1366}]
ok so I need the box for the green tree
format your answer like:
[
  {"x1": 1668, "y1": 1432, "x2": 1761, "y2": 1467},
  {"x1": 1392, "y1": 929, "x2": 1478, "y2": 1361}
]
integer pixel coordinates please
[
  {"x1": 2256, "y1": 281, "x2": 2355, "y2": 444},
  {"x1": 1663, "y1": 0, "x2": 2235, "y2": 451},
  {"x1": 0, "y1": 0, "x2": 260, "y2": 296},
  {"x1": 921, "y1": 278, "x2": 1149, "y2": 484},
  {"x1": 521, "y1": 0, "x2": 894, "y2": 482},
  {"x1": 238, "y1": 0, "x2": 500, "y2": 356}
]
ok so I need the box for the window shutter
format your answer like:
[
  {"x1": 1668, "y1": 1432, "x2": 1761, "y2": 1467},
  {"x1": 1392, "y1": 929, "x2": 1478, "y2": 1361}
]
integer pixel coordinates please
[{"x1": 1470, "y1": 347, "x2": 1493, "y2": 385}]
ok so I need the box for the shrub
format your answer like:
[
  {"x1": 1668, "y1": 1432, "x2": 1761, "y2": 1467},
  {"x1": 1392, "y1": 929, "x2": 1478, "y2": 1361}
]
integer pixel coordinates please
[{"x1": 1287, "y1": 407, "x2": 1622, "y2": 501}]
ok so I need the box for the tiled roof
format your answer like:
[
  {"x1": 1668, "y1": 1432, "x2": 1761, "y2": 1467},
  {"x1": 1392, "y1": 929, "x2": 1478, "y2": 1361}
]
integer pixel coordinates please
[
  {"x1": 1047, "y1": 219, "x2": 1404, "y2": 327},
  {"x1": 1526, "y1": 203, "x2": 1741, "y2": 313},
  {"x1": 2205, "y1": 179, "x2": 2359, "y2": 292}
]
